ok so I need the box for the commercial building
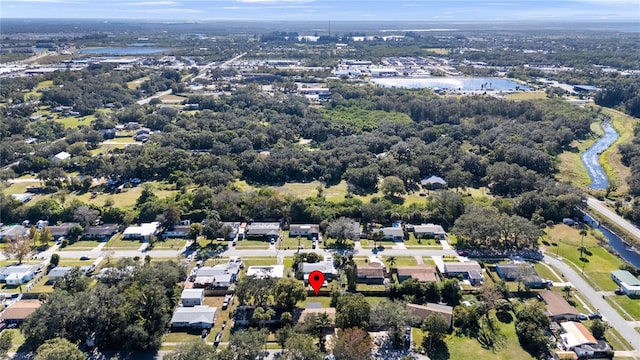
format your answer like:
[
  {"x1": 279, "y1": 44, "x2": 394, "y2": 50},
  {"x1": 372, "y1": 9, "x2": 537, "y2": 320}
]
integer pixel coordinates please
[{"x1": 611, "y1": 270, "x2": 640, "y2": 297}]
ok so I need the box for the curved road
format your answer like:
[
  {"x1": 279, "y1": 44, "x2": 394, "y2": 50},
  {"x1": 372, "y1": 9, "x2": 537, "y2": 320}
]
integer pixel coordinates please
[
  {"x1": 544, "y1": 255, "x2": 640, "y2": 353},
  {"x1": 587, "y1": 197, "x2": 640, "y2": 242}
]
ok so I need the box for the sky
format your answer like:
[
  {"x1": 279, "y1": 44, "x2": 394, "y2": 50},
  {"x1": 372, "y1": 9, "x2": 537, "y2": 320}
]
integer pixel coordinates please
[{"x1": 1, "y1": 0, "x2": 639, "y2": 22}]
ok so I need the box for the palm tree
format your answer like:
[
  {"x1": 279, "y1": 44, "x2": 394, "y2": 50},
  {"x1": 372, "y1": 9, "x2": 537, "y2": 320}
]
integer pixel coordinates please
[
  {"x1": 579, "y1": 229, "x2": 588, "y2": 260},
  {"x1": 385, "y1": 256, "x2": 397, "y2": 269},
  {"x1": 562, "y1": 285, "x2": 573, "y2": 300}
]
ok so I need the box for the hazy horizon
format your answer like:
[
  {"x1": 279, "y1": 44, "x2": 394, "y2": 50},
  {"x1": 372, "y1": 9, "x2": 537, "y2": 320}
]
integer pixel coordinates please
[{"x1": 2, "y1": 0, "x2": 639, "y2": 22}]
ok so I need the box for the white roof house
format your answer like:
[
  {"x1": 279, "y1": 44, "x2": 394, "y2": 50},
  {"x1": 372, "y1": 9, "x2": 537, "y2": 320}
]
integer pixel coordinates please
[
  {"x1": 181, "y1": 289, "x2": 205, "y2": 307},
  {"x1": 170, "y1": 306, "x2": 217, "y2": 329},
  {"x1": 123, "y1": 222, "x2": 160, "y2": 240},
  {"x1": 246, "y1": 265, "x2": 285, "y2": 279},
  {"x1": 560, "y1": 321, "x2": 597, "y2": 350},
  {"x1": 50, "y1": 151, "x2": 71, "y2": 164}
]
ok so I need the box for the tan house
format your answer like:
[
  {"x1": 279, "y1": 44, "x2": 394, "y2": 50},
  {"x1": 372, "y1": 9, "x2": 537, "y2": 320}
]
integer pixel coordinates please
[
  {"x1": 397, "y1": 265, "x2": 438, "y2": 283},
  {"x1": 537, "y1": 290, "x2": 579, "y2": 321},
  {"x1": 405, "y1": 303, "x2": 453, "y2": 328}
]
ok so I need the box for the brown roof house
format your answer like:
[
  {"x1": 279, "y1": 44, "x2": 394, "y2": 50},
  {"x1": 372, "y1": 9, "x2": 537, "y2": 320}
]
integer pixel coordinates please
[
  {"x1": 357, "y1": 263, "x2": 386, "y2": 284},
  {"x1": 537, "y1": 290, "x2": 579, "y2": 321},
  {"x1": 397, "y1": 265, "x2": 438, "y2": 283},
  {"x1": 406, "y1": 303, "x2": 453, "y2": 328},
  {"x1": 1, "y1": 300, "x2": 41, "y2": 325}
]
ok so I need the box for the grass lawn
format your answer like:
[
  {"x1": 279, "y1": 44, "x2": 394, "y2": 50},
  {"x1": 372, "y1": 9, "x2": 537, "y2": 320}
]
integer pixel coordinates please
[
  {"x1": 533, "y1": 263, "x2": 563, "y2": 282},
  {"x1": 29, "y1": 276, "x2": 54, "y2": 293},
  {"x1": 36, "y1": 80, "x2": 54, "y2": 89},
  {"x1": 90, "y1": 143, "x2": 127, "y2": 155},
  {"x1": 242, "y1": 257, "x2": 278, "y2": 267},
  {"x1": 609, "y1": 296, "x2": 640, "y2": 321},
  {"x1": 605, "y1": 326, "x2": 633, "y2": 351},
  {"x1": 2, "y1": 181, "x2": 35, "y2": 195},
  {"x1": 58, "y1": 259, "x2": 95, "y2": 267},
  {"x1": 281, "y1": 233, "x2": 315, "y2": 250},
  {"x1": 105, "y1": 234, "x2": 143, "y2": 249},
  {"x1": 298, "y1": 296, "x2": 333, "y2": 308},
  {"x1": 444, "y1": 312, "x2": 535, "y2": 360},
  {"x1": 162, "y1": 332, "x2": 202, "y2": 343},
  {"x1": 403, "y1": 233, "x2": 442, "y2": 248},
  {"x1": 543, "y1": 224, "x2": 623, "y2": 291},
  {"x1": 556, "y1": 134, "x2": 598, "y2": 188},
  {"x1": 153, "y1": 238, "x2": 187, "y2": 250},
  {"x1": 504, "y1": 91, "x2": 547, "y2": 101},
  {"x1": 65, "y1": 181, "x2": 179, "y2": 209},
  {"x1": 55, "y1": 115, "x2": 94, "y2": 129},
  {"x1": 59, "y1": 240, "x2": 101, "y2": 251},
  {"x1": 234, "y1": 239, "x2": 269, "y2": 249},
  {"x1": 160, "y1": 94, "x2": 187, "y2": 103}
]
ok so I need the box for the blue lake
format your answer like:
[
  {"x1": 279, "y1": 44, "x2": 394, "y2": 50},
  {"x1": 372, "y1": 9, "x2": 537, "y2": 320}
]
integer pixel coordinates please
[
  {"x1": 581, "y1": 122, "x2": 619, "y2": 190},
  {"x1": 371, "y1": 77, "x2": 529, "y2": 91},
  {"x1": 79, "y1": 47, "x2": 168, "y2": 55}
]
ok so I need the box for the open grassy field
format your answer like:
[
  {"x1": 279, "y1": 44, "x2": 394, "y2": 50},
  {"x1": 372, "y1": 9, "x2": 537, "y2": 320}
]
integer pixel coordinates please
[
  {"x1": 242, "y1": 257, "x2": 278, "y2": 267},
  {"x1": 556, "y1": 132, "x2": 598, "y2": 188},
  {"x1": 127, "y1": 76, "x2": 148, "y2": 90},
  {"x1": 543, "y1": 225, "x2": 624, "y2": 291},
  {"x1": 234, "y1": 239, "x2": 269, "y2": 249},
  {"x1": 505, "y1": 91, "x2": 547, "y2": 101},
  {"x1": 55, "y1": 114, "x2": 95, "y2": 129},
  {"x1": 280, "y1": 232, "x2": 316, "y2": 250},
  {"x1": 608, "y1": 296, "x2": 640, "y2": 321},
  {"x1": 153, "y1": 238, "x2": 187, "y2": 250},
  {"x1": 36, "y1": 80, "x2": 54, "y2": 89},
  {"x1": 412, "y1": 311, "x2": 535, "y2": 360}
]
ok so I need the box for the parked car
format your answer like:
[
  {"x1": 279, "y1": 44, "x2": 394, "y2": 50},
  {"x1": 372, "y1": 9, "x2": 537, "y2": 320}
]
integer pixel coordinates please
[
  {"x1": 214, "y1": 332, "x2": 222, "y2": 346},
  {"x1": 201, "y1": 329, "x2": 209, "y2": 338},
  {"x1": 577, "y1": 313, "x2": 589, "y2": 321},
  {"x1": 588, "y1": 313, "x2": 603, "y2": 320},
  {"x1": 614, "y1": 288, "x2": 624, "y2": 295}
]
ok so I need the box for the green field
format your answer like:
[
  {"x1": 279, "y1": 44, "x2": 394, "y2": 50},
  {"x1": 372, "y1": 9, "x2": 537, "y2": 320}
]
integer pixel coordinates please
[
  {"x1": 242, "y1": 257, "x2": 278, "y2": 267},
  {"x1": 153, "y1": 238, "x2": 187, "y2": 250},
  {"x1": 105, "y1": 234, "x2": 143, "y2": 249},
  {"x1": 543, "y1": 224, "x2": 624, "y2": 291},
  {"x1": 504, "y1": 91, "x2": 547, "y2": 101},
  {"x1": 608, "y1": 296, "x2": 640, "y2": 321},
  {"x1": 60, "y1": 240, "x2": 100, "y2": 251}
]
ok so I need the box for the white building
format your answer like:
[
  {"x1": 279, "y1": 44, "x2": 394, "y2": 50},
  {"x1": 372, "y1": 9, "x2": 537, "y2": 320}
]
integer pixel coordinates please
[
  {"x1": 0, "y1": 265, "x2": 38, "y2": 285},
  {"x1": 246, "y1": 265, "x2": 285, "y2": 279},
  {"x1": 170, "y1": 306, "x2": 217, "y2": 329},
  {"x1": 123, "y1": 222, "x2": 161, "y2": 241},
  {"x1": 50, "y1": 151, "x2": 71, "y2": 164},
  {"x1": 181, "y1": 289, "x2": 205, "y2": 307}
]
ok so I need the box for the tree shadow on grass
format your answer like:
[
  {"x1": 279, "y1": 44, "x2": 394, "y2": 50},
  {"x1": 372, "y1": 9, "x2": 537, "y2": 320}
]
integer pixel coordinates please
[
  {"x1": 495, "y1": 311, "x2": 513, "y2": 324},
  {"x1": 426, "y1": 338, "x2": 450, "y2": 360}
]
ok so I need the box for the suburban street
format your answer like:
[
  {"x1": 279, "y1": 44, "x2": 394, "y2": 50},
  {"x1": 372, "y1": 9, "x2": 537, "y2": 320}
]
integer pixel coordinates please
[
  {"x1": 587, "y1": 197, "x2": 640, "y2": 241},
  {"x1": 544, "y1": 255, "x2": 640, "y2": 354}
]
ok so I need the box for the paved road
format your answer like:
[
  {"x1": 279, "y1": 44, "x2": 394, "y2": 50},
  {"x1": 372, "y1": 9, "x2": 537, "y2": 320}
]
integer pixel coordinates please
[
  {"x1": 587, "y1": 197, "x2": 640, "y2": 241},
  {"x1": 544, "y1": 255, "x2": 640, "y2": 353},
  {"x1": 52, "y1": 246, "x2": 457, "y2": 260},
  {"x1": 193, "y1": 52, "x2": 246, "y2": 81},
  {"x1": 136, "y1": 89, "x2": 172, "y2": 105}
]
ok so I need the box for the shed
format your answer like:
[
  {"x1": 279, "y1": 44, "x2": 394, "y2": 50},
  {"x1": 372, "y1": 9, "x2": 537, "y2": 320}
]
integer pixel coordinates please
[{"x1": 181, "y1": 289, "x2": 205, "y2": 307}]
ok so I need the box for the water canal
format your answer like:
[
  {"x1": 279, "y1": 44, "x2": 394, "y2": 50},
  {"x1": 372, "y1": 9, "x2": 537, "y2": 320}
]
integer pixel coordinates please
[{"x1": 580, "y1": 121, "x2": 619, "y2": 190}]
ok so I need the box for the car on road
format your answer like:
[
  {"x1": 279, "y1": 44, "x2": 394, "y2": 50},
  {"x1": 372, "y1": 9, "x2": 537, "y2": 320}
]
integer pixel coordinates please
[{"x1": 80, "y1": 256, "x2": 91, "y2": 261}]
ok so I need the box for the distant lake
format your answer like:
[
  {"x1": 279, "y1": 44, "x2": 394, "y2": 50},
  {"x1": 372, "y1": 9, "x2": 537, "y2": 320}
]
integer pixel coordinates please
[
  {"x1": 372, "y1": 77, "x2": 529, "y2": 91},
  {"x1": 79, "y1": 47, "x2": 168, "y2": 55}
]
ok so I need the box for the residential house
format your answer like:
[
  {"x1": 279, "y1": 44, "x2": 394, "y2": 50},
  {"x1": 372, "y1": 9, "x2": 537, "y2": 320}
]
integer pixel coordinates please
[
  {"x1": 410, "y1": 223, "x2": 446, "y2": 240},
  {"x1": 380, "y1": 227, "x2": 405, "y2": 241},
  {"x1": 560, "y1": 321, "x2": 613, "y2": 359},
  {"x1": 299, "y1": 306, "x2": 336, "y2": 324},
  {"x1": 420, "y1": 175, "x2": 447, "y2": 189},
  {"x1": 170, "y1": 306, "x2": 217, "y2": 329},
  {"x1": 222, "y1": 222, "x2": 240, "y2": 240},
  {"x1": 0, "y1": 300, "x2": 41, "y2": 325},
  {"x1": 83, "y1": 224, "x2": 118, "y2": 241},
  {"x1": 442, "y1": 261, "x2": 484, "y2": 285},
  {"x1": 245, "y1": 222, "x2": 280, "y2": 241},
  {"x1": 356, "y1": 263, "x2": 386, "y2": 284},
  {"x1": 611, "y1": 270, "x2": 640, "y2": 297},
  {"x1": 538, "y1": 290, "x2": 579, "y2": 321},
  {"x1": 496, "y1": 263, "x2": 546, "y2": 289},
  {"x1": 405, "y1": 303, "x2": 453, "y2": 328},
  {"x1": 0, "y1": 265, "x2": 38, "y2": 285},
  {"x1": 0, "y1": 225, "x2": 28, "y2": 241},
  {"x1": 164, "y1": 224, "x2": 191, "y2": 238},
  {"x1": 350, "y1": 221, "x2": 362, "y2": 241},
  {"x1": 46, "y1": 222, "x2": 80, "y2": 240},
  {"x1": 246, "y1": 265, "x2": 285, "y2": 279},
  {"x1": 299, "y1": 261, "x2": 338, "y2": 283},
  {"x1": 47, "y1": 266, "x2": 93, "y2": 284},
  {"x1": 193, "y1": 264, "x2": 240, "y2": 288},
  {"x1": 11, "y1": 193, "x2": 33, "y2": 203},
  {"x1": 397, "y1": 265, "x2": 438, "y2": 283},
  {"x1": 50, "y1": 151, "x2": 71, "y2": 164},
  {"x1": 181, "y1": 289, "x2": 205, "y2": 307},
  {"x1": 289, "y1": 224, "x2": 320, "y2": 239},
  {"x1": 122, "y1": 222, "x2": 161, "y2": 241}
]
